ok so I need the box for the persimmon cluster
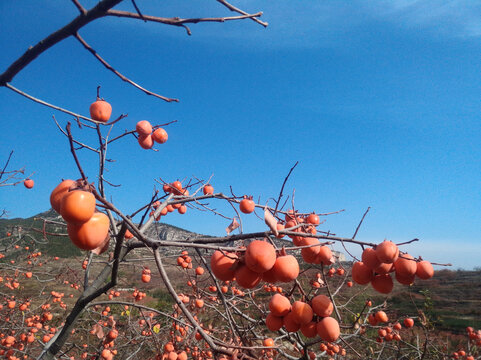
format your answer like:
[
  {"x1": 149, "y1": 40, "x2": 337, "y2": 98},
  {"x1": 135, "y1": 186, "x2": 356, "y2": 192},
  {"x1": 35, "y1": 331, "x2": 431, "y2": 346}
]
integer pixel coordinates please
[
  {"x1": 135, "y1": 120, "x2": 168, "y2": 150},
  {"x1": 50, "y1": 179, "x2": 110, "y2": 251},
  {"x1": 210, "y1": 240, "x2": 300, "y2": 289},
  {"x1": 266, "y1": 293, "x2": 340, "y2": 343},
  {"x1": 351, "y1": 240, "x2": 434, "y2": 294}
]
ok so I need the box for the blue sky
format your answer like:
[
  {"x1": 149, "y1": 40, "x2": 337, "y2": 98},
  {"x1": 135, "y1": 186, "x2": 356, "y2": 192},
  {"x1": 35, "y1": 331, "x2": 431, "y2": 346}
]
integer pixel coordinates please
[{"x1": 1, "y1": 1, "x2": 480, "y2": 269}]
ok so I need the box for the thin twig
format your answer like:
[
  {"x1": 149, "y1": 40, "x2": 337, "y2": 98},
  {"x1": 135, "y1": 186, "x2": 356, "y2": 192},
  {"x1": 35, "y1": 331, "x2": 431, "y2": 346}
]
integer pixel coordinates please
[{"x1": 74, "y1": 32, "x2": 178, "y2": 102}]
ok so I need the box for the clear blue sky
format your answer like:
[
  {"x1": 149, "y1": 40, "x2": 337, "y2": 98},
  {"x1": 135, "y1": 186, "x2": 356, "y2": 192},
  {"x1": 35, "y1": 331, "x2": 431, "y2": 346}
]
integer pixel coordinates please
[{"x1": 1, "y1": 1, "x2": 480, "y2": 269}]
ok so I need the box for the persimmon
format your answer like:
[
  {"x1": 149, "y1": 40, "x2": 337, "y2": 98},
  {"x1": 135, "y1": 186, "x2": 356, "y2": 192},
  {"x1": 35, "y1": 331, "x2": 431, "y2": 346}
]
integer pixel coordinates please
[
  {"x1": 315, "y1": 245, "x2": 333, "y2": 265},
  {"x1": 269, "y1": 294, "x2": 291, "y2": 317},
  {"x1": 283, "y1": 311, "x2": 301, "y2": 332},
  {"x1": 195, "y1": 267, "x2": 204, "y2": 275},
  {"x1": 375, "y1": 262, "x2": 394, "y2": 275},
  {"x1": 68, "y1": 212, "x2": 110, "y2": 250},
  {"x1": 124, "y1": 229, "x2": 134, "y2": 239},
  {"x1": 245, "y1": 240, "x2": 276, "y2": 273},
  {"x1": 403, "y1": 317, "x2": 414, "y2": 328},
  {"x1": 371, "y1": 273, "x2": 394, "y2": 294},
  {"x1": 136, "y1": 120, "x2": 152, "y2": 136},
  {"x1": 375, "y1": 311, "x2": 388, "y2": 323},
  {"x1": 138, "y1": 134, "x2": 154, "y2": 149},
  {"x1": 375, "y1": 240, "x2": 399, "y2": 264},
  {"x1": 235, "y1": 265, "x2": 262, "y2": 289},
  {"x1": 300, "y1": 237, "x2": 320, "y2": 263},
  {"x1": 239, "y1": 197, "x2": 255, "y2": 214},
  {"x1": 265, "y1": 313, "x2": 283, "y2": 331},
  {"x1": 317, "y1": 317, "x2": 340, "y2": 342},
  {"x1": 351, "y1": 261, "x2": 373, "y2": 285},
  {"x1": 23, "y1": 179, "x2": 34, "y2": 189},
  {"x1": 263, "y1": 338, "x2": 274, "y2": 347},
  {"x1": 362, "y1": 247, "x2": 381, "y2": 270},
  {"x1": 395, "y1": 271, "x2": 415, "y2": 285},
  {"x1": 306, "y1": 212, "x2": 320, "y2": 225},
  {"x1": 195, "y1": 299, "x2": 204, "y2": 308},
  {"x1": 262, "y1": 267, "x2": 278, "y2": 283},
  {"x1": 203, "y1": 184, "x2": 214, "y2": 195},
  {"x1": 416, "y1": 260, "x2": 434, "y2": 279},
  {"x1": 272, "y1": 255, "x2": 299, "y2": 282},
  {"x1": 291, "y1": 301, "x2": 314, "y2": 325},
  {"x1": 141, "y1": 273, "x2": 151, "y2": 283},
  {"x1": 300, "y1": 321, "x2": 318, "y2": 338},
  {"x1": 90, "y1": 98, "x2": 112, "y2": 123},
  {"x1": 210, "y1": 250, "x2": 237, "y2": 281},
  {"x1": 60, "y1": 190, "x2": 96, "y2": 225},
  {"x1": 152, "y1": 127, "x2": 168, "y2": 144},
  {"x1": 394, "y1": 253, "x2": 417, "y2": 277},
  {"x1": 311, "y1": 294, "x2": 333, "y2": 317}
]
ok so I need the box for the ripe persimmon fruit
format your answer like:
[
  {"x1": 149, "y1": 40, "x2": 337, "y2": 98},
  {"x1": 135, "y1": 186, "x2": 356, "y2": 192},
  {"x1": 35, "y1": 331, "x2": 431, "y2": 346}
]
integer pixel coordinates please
[
  {"x1": 376, "y1": 240, "x2": 399, "y2": 264},
  {"x1": 269, "y1": 293, "x2": 291, "y2": 317},
  {"x1": 362, "y1": 247, "x2": 381, "y2": 270},
  {"x1": 272, "y1": 255, "x2": 299, "y2": 282},
  {"x1": 311, "y1": 294, "x2": 334, "y2": 317},
  {"x1": 235, "y1": 264, "x2": 262, "y2": 289},
  {"x1": 136, "y1": 120, "x2": 152, "y2": 136},
  {"x1": 24, "y1": 179, "x2": 34, "y2": 189},
  {"x1": 210, "y1": 250, "x2": 237, "y2": 281},
  {"x1": 300, "y1": 237, "x2": 320, "y2": 263},
  {"x1": 51, "y1": 179, "x2": 74, "y2": 213},
  {"x1": 291, "y1": 301, "x2": 314, "y2": 325},
  {"x1": 90, "y1": 99, "x2": 112, "y2": 123},
  {"x1": 416, "y1": 260, "x2": 434, "y2": 279},
  {"x1": 403, "y1": 317, "x2": 414, "y2": 328},
  {"x1": 245, "y1": 240, "x2": 276, "y2": 273},
  {"x1": 265, "y1": 312, "x2": 283, "y2": 331},
  {"x1": 375, "y1": 311, "x2": 389, "y2": 323},
  {"x1": 300, "y1": 321, "x2": 318, "y2": 338},
  {"x1": 67, "y1": 212, "x2": 110, "y2": 250},
  {"x1": 203, "y1": 184, "x2": 214, "y2": 195},
  {"x1": 152, "y1": 127, "x2": 168, "y2": 144},
  {"x1": 137, "y1": 134, "x2": 154, "y2": 149},
  {"x1": 60, "y1": 190, "x2": 96, "y2": 225},
  {"x1": 317, "y1": 317, "x2": 340, "y2": 342},
  {"x1": 283, "y1": 311, "x2": 301, "y2": 332},
  {"x1": 263, "y1": 338, "x2": 274, "y2": 347},
  {"x1": 239, "y1": 197, "x2": 255, "y2": 214},
  {"x1": 306, "y1": 213, "x2": 320, "y2": 225},
  {"x1": 351, "y1": 261, "x2": 373, "y2": 285},
  {"x1": 394, "y1": 253, "x2": 417, "y2": 277},
  {"x1": 371, "y1": 273, "x2": 394, "y2": 294}
]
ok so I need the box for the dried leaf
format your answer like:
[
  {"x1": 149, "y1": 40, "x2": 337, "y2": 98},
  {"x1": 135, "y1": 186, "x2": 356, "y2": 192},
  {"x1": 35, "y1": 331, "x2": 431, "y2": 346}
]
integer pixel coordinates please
[
  {"x1": 91, "y1": 323, "x2": 104, "y2": 339},
  {"x1": 264, "y1": 207, "x2": 279, "y2": 236},
  {"x1": 226, "y1": 217, "x2": 239, "y2": 235}
]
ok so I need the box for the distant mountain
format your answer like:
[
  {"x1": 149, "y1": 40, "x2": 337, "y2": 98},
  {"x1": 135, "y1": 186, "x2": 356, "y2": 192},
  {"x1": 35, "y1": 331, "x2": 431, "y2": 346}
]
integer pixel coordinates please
[
  {"x1": 0, "y1": 209, "x2": 345, "y2": 261},
  {"x1": 0, "y1": 209, "x2": 208, "y2": 258}
]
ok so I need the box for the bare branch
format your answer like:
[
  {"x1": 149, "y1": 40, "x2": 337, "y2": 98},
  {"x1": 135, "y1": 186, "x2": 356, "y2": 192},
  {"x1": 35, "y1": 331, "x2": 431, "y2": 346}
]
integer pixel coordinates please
[
  {"x1": 0, "y1": 0, "x2": 123, "y2": 86},
  {"x1": 74, "y1": 32, "x2": 179, "y2": 102},
  {"x1": 71, "y1": 0, "x2": 87, "y2": 15},
  {"x1": 5, "y1": 83, "x2": 99, "y2": 124},
  {"x1": 106, "y1": 9, "x2": 265, "y2": 29},
  {"x1": 216, "y1": 0, "x2": 268, "y2": 27}
]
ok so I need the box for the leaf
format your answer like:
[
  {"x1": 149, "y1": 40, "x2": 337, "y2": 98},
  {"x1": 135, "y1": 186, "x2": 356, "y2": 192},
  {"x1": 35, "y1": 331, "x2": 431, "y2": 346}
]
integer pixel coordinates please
[
  {"x1": 264, "y1": 207, "x2": 278, "y2": 236},
  {"x1": 91, "y1": 323, "x2": 104, "y2": 339},
  {"x1": 153, "y1": 324, "x2": 160, "y2": 334},
  {"x1": 225, "y1": 217, "x2": 239, "y2": 235}
]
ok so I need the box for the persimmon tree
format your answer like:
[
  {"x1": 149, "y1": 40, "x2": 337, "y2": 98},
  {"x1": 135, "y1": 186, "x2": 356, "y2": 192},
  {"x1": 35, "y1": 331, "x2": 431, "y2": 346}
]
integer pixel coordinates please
[{"x1": 1, "y1": 2, "x2": 477, "y2": 360}]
